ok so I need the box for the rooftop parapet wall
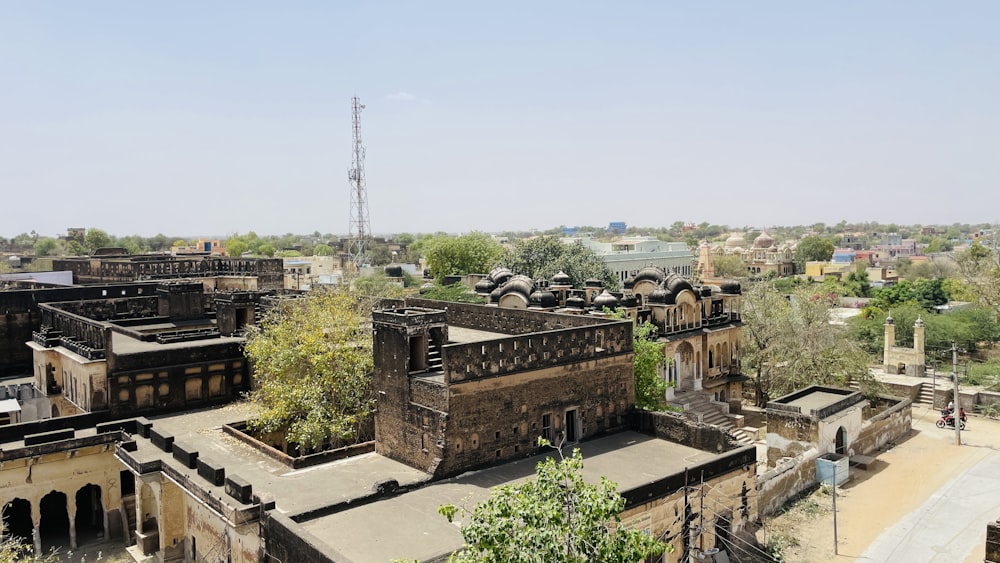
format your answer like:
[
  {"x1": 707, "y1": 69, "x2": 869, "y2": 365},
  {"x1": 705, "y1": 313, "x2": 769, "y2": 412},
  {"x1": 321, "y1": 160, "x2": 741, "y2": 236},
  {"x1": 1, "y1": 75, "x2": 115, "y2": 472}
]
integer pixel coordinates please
[
  {"x1": 41, "y1": 296, "x2": 159, "y2": 323},
  {"x1": 405, "y1": 298, "x2": 617, "y2": 334},
  {"x1": 766, "y1": 386, "x2": 864, "y2": 419},
  {"x1": 442, "y1": 321, "x2": 633, "y2": 383},
  {"x1": 0, "y1": 283, "x2": 159, "y2": 373},
  {"x1": 620, "y1": 445, "x2": 756, "y2": 509},
  {"x1": 37, "y1": 303, "x2": 111, "y2": 355},
  {"x1": 371, "y1": 307, "x2": 447, "y2": 329}
]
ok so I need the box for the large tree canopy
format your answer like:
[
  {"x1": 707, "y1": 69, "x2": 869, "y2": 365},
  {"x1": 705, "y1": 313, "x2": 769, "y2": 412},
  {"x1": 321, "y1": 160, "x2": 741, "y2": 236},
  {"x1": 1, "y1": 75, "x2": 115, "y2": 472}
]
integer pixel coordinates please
[
  {"x1": 742, "y1": 283, "x2": 876, "y2": 406},
  {"x1": 84, "y1": 228, "x2": 112, "y2": 251},
  {"x1": 439, "y1": 445, "x2": 668, "y2": 562},
  {"x1": 422, "y1": 233, "x2": 504, "y2": 282},
  {"x1": 242, "y1": 288, "x2": 379, "y2": 450},
  {"x1": 954, "y1": 241, "x2": 1000, "y2": 319},
  {"x1": 498, "y1": 236, "x2": 618, "y2": 289},
  {"x1": 794, "y1": 236, "x2": 835, "y2": 272}
]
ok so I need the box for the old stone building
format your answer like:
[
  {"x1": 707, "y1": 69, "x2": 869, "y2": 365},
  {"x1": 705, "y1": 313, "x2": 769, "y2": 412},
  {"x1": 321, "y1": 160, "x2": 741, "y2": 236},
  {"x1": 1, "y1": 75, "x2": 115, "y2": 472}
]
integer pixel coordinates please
[
  {"x1": 0, "y1": 295, "x2": 761, "y2": 562},
  {"x1": 475, "y1": 266, "x2": 750, "y2": 441},
  {"x1": 52, "y1": 254, "x2": 284, "y2": 290},
  {"x1": 699, "y1": 231, "x2": 796, "y2": 278},
  {"x1": 26, "y1": 281, "x2": 266, "y2": 418},
  {"x1": 372, "y1": 298, "x2": 635, "y2": 477}
]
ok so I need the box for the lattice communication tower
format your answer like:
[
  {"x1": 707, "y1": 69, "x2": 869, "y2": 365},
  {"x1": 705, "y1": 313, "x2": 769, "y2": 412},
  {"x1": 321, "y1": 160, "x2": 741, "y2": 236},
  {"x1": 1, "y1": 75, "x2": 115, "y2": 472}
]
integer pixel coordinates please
[{"x1": 347, "y1": 96, "x2": 370, "y2": 269}]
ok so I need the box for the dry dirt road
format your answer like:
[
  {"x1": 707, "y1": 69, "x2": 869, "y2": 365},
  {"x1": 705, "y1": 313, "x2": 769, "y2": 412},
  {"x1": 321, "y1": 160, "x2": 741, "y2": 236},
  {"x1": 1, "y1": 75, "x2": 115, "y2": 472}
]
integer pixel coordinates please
[{"x1": 766, "y1": 404, "x2": 1000, "y2": 562}]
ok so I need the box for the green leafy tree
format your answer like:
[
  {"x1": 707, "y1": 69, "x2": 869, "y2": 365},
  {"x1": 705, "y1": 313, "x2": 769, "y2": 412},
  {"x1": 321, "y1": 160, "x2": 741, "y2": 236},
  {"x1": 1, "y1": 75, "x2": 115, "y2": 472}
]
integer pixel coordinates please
[
  {"x1": 65, "y1": 240, "x2": 87, "y2": 256},
  {"x1": 314, "y1": 243, "x2": 334, "y2": 256},
  {"x1": 352, "y1": 273, "x2": 406, "y2": 298},
  {"x1": 439, "y1": 443, "x2": 668, "y2": 562},
  {"x1": 499, "y1": 236, "x2": 618, "y2": 289},
  {"x1": 850, "y1": 303, "x2": 1000, "y2": 356},
  {"x1": 256, "y1": 243, "x2": 276, "y2": 257},
  {"x1": 226, "y1": 238, "x2": 249, "y2": 257},
  {"x1": 793, "y1": 236, "x2": 835, "y2": 272},
  {"x1": 424, "y1": 233, "x2": 504, "y2": 282},
  {"x1": 743, "y1": 283, "x2": 876, "y2": 406},
  {"x1": 32, "y1": 238, "x2": 59, "y2": 257},
  {"x1": 84, "y1": 228, "x2": 112, "y2": 251},
  {"x1": 954, "y1": 241, "x2": 1000, "y2": 320},
  {"x1": 711, "y1": 254, "x2": 747, "y2": 279},
  {"x1": 915, "y1": 278, "x2": 949, "y2": 311},
  {"x1": 242, "y1": 288, "x2": 379, "y2": 450},
  {"x1": 147, "y1": 233, "x2": 171, "y2": 251},
  {"x1": 842, "y1": 270, "x2": 872, "y2": 298},
  {"x1": 418, "y1": 283, "x2": 484, "y2": 303},
  {"x1": 607, "y1": 309, "x2": 668, "y2": 409},
  {"x1": 872, "y1": 280, "x2": 917, "y2": 310}
]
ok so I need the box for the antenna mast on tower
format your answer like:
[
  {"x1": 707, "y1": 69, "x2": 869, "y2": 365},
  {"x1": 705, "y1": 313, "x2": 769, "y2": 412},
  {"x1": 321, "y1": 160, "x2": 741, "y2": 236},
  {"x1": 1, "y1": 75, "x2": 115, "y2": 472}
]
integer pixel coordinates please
[{"x1": 347, "y1": 96, "x2": 370, "y2": 270}]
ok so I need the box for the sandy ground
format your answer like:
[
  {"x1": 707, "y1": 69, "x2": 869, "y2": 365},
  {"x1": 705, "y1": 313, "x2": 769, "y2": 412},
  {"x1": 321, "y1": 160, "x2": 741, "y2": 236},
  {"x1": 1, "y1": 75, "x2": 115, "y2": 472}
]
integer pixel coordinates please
[{"x1": 764, "y1": 405, "x2": 1000, "y2": 562}]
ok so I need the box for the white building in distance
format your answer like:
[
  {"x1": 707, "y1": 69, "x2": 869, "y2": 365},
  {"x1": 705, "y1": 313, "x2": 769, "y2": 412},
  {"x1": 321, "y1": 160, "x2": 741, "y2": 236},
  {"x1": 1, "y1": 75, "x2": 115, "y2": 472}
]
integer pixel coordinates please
[{"x1": 564, "y1": 235, "x2": 694, "y2": 284}]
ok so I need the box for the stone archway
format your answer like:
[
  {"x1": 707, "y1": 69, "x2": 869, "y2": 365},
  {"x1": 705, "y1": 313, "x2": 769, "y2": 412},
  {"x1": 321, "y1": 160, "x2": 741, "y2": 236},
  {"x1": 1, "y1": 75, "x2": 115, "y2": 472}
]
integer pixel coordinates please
[
  {"x1": 2, "y1": 497, "x2": 33, "y2": 546},
  {"x1": 39, "y1": 491, "x2": 70, "y2": 550},
  {"x1": 835, "y1": 426, "x2": 848, "y2": 455},
  {"x1": 74, "y1": 484, "x2": 105, "y2": 546},
  {"x1": 675, "y1": 342, "x2": 696, "y2": 391}
]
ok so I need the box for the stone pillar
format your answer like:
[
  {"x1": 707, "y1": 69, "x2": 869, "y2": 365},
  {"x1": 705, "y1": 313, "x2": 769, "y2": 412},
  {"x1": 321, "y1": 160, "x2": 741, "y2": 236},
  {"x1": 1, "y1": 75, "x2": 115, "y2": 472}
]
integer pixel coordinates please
[
  {"x1": 135, "y1": 484, "x2": 145, "y2": 536},
  {"x1": 31, "y1": 501, "x2": 41, "y2": 556},
  {"x1": 913, "y1": 317, "x2": 926, "y2": 376},
  {"x1": 67, "y1": 494, "x2": 77, "y2": 549},
  {"x1": 883, "y1": 313, "x2": 895, "y2": 372}
]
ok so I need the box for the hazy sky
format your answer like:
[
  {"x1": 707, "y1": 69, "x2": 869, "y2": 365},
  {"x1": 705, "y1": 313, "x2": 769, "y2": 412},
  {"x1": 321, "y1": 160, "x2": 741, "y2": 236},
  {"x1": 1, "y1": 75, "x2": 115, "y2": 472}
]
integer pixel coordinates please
[{"x1": 2, "y1": 2, "x2": 998, "y2": 238}]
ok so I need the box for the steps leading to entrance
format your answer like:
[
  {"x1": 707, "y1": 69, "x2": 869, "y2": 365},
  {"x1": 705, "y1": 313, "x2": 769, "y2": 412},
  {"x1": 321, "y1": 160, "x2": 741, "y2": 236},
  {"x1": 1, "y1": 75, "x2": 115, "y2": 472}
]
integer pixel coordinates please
[
  {"x1": 671, "y1": 391, "x2": 755, "y2": 445},
  {"x1": 917, "y1": 382, "x2": 936, "y2": 406},
  {"x1": 120, "y1": 495, "x2": 136, "y2": 546}
]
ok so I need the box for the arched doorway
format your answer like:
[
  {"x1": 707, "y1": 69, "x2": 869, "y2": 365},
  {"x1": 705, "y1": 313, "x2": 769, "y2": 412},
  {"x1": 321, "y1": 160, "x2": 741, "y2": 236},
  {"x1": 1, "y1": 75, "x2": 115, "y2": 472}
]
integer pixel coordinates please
[
  {"x1": 74, "y1": 484, "x2": 105, "y2": 545},
  {"x1": 835, "y1": 426, "x2": 848, "y2": 455},
  {"x1": 39, "y1": 491, "x2": 70, "y2": 549},
  {"x1": 675, "y1": 342, "x2": 696, "y2": 391},
  {"x1": 3, "y1": 498, "x2": 33, "y2": 545}
]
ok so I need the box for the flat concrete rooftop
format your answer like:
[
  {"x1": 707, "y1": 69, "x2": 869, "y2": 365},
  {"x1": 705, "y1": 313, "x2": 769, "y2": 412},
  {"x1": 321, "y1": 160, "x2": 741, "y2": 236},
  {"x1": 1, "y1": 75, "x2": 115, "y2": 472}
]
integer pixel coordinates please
[
  {"x1": 784, "y1": 391, "x2": 849, "y2": 413},
  {"x1": 299, "y1": 431, "x2": 719, "y2": 563},
  {"x1": 109, "y1": 329, "x2": 244, "y2": 355},
  {"x1": 135, "y1": 404, "x2": 430, "y2": 514},
  {"x1": 446, "y1": 326, "x2": 507, "y2": 344}
]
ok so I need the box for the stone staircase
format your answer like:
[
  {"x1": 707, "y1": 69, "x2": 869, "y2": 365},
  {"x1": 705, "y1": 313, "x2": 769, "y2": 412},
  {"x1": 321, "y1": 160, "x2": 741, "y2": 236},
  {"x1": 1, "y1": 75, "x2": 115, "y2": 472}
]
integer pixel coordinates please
[
  {"x1": 427, "y1": 341, "x2": 443, "y2": 372},
  {"x1": 120, "y1": 495, "x2": 136, "y2": 546},
  {"x1": 917, "y1": 381, "x2": 936, "y2": 406},
  {"x1": 672, "y1": 391, "x2": 756, "y2": 445}
]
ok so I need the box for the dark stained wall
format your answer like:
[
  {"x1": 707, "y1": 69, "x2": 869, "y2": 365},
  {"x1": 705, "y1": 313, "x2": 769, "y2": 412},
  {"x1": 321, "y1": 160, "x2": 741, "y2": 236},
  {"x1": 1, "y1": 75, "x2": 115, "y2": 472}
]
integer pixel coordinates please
[{"x1": 0, "y1": 284, "x2": 158, "y2": 375}]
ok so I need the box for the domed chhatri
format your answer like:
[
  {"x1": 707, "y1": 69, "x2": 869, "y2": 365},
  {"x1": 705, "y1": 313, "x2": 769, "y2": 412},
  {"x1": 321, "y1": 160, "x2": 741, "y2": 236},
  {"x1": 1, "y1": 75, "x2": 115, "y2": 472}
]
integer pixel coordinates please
[
  {"x1": 592, "y1": 290, "x2": 620, "y2": 310},
  {"x1": 724, "y1": 232, "x2": 746, "y2": 249},
  {"x1": 647, "y1": 287, "x2": 670, "y2": 304},
  {"x1": 753, "y1": 231, "x2": 775, "y2": 249},
  {"x1": 528, "y1": 289, "x2": 558, "y2": 308},
  {"x1": 719, "y1": 279, "x2": 741, "y2": 295},
  {"x1": 474, "y1": 278, "x2": 497, "y2": 294},
  {"x1": 551, "y1": 271, "x2": 572, "y2": 286}
]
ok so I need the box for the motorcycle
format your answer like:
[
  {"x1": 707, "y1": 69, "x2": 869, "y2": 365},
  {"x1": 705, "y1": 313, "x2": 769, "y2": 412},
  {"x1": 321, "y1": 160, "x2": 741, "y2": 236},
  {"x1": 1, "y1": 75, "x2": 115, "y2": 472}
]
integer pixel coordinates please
[{"x1": 936, "y1": 409, "x2": 967, "y2": 430}]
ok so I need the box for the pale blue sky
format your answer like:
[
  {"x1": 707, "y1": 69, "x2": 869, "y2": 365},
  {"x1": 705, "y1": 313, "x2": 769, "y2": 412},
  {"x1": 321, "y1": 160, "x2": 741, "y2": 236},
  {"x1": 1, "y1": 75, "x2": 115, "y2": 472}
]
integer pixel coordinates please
[{"x1": 1, "y1": 2, "x2": 998, "y2": 238}]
